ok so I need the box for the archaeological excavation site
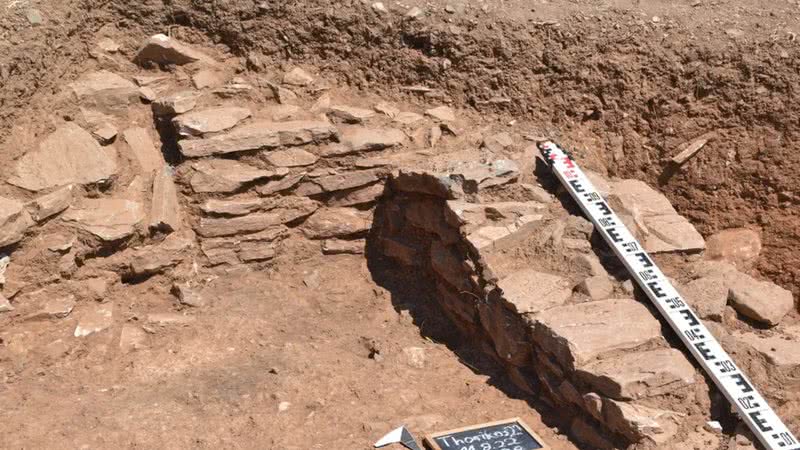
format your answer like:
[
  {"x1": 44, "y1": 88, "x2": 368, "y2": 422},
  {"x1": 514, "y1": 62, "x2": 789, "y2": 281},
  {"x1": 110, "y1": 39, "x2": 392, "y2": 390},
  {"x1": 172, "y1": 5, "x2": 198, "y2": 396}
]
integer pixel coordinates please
[{"x1": 1, "y1": 1, "x2": 799, "y2": 449}]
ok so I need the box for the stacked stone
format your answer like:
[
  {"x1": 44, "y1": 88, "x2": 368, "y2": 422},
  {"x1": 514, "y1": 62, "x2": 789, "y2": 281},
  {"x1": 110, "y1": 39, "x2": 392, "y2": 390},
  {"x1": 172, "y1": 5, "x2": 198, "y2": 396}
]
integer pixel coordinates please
[{"x1": 374, "y1": 157, "x2": 796, "y2": 448}]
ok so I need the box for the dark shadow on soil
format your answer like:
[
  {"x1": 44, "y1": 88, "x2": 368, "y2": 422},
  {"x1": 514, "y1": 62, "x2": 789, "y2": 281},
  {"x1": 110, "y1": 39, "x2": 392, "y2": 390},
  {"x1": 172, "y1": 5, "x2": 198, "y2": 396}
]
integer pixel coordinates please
[{"x1": 363, "y1": 200, "x2": 578, "y2": 446}]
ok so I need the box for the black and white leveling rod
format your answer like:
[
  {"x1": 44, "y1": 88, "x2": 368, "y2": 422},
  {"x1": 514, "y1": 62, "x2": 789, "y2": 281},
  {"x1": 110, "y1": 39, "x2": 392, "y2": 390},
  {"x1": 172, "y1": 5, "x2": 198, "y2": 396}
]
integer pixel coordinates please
[{"x1": 539, "y1": 141, "x2": 799, "y2": 450}]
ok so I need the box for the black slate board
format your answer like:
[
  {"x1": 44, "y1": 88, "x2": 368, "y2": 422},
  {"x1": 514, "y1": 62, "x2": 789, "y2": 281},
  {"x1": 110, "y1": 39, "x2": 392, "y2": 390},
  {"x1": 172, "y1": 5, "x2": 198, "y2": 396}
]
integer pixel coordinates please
[{"x1": 424, "y1": 418, "x2": 548, "y2": 450}]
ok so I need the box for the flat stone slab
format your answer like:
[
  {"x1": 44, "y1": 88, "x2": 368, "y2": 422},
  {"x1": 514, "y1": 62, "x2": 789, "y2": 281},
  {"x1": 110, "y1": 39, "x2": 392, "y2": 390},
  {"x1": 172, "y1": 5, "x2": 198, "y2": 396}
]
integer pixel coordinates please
[
  {"x1": 135, "y1": 34, "x2": 216, "y2": 66},
  {"x1": 196, "y1": 197, "x2": 317, "y2": 237},
  {"x1": 338, "y1": 126, "x2": 406, "y2": 153},
  {"x1": 149, "y1": 167, "x2": 181, "y2": 232},
  {"x1": 69, "y1": 70, "x2": 139, "y2": 111},
  {"x1": 74, "y1": 303, "x2": 114, "y2": 337},
  {"x1": 609, "y1": 179, "x2": 705, "y2": 253},
  {"x1": 577, "y1": 348, "x2": 696, "y2": 400},
  {"x1": 122, "y1": 127, "x2": 165, "y2": 174},
  {"x1": 676, "y1": 276, "x2": 728, "y2": 321},
  {"x1": 603, "y1": 399, "x2": 679, "y2": 444},
  {"x1": 301, "y1": 207, "x2": 373, "y2": 239},
  {"x1": 179, "y1": 120, "x2": 337, "y2": 157},
  {"x1": 172, "y1": 106, "x2": 251, "y2": 136},
  {"x1": 728, "y1": 273, "x2": 793, "y2": 326},
  {"x1": 9, "y1": 123, "x2": 118, "y2": 191},
  {"x1": 264, "y1": 148, "x2": 319, "y2": 167},
  {"x1": 201, "y1": 198, "x2": 264, "y2": 216},
  {"x1": 533, "y1": 299, "x2": 663, "y2": 370},
  {"x1": 0, "y1": 197, "x2": 33, "y2": 248},
  {"x1": 497, "y1": 269, "x2": 571, "y2": 314},
  {"x1": 26, "y1": 185, "x2": 74, "y2": 222},
  {"x1": 62, "y1": 199, "x2": 144, "y2": 241},
  {"x1": 189, "y1": 159, "x2": 282, "y2": 193},
  {"x1": 734, "y1": 327, "x2": 800, "y2": 369}
]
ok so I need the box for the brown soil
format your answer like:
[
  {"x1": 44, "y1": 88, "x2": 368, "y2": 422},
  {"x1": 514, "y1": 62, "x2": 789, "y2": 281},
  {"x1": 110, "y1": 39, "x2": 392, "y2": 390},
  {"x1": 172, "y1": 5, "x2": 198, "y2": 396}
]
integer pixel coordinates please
[{"x1": 2, "y1": 0, "x2": 800, "y2": 448}]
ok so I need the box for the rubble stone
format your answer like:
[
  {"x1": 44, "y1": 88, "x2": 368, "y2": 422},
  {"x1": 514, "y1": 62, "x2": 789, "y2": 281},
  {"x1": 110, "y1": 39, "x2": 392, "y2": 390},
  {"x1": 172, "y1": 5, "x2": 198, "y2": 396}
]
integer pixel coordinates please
[
  {"x1": 70, "y1": 70, "x2": 139, "y2": 111},
  {"x1": 577, "y1": 275, "x2": 614, "y2": 300},
  {"x1": 122, "y1": 127, "x2": 165, "y2": 174},
  {"x1": 62, "y1": 199, "x2": 144, "y2": 241},
  {"x1": 577, "y1": 348, "x2": 696, "y2": 400},
  {"x1": 179, "y1": 120, "x2": 338, "y2": 157},
  {"x1": 197, "y1": 198, "x2": 317, "y2": 237},
  {"x1": 603, "y1": 400, "x2": 679, "y2": 444},
  {"x1": 150, "y1": 167, "x2": 182, "y2": 232},
  {"x1": 329, "y1": 105, "x2": 375, "y2": 123},
  {"x1": 498, "y1": 269, "x2": 571, "y2": 314},
  {"x1": 265, "y1": 148, "x2": 319, "y2": 167},
  {"x1": 201, "y1": 198, "x2": 263, "y2": 216},
  {"x1": 0, "y1": 293, "x2": 12, "y2": 313},
  {"x1": 0, "y1": 197, "x2": 33, "y2": 247},
  {"x1": 296, "y1": 169, "x2": 385, "y2": 196},
  {"x1": 26, "y1": 295, "x2": 76, "y2": 320},
  {"x1": 301, "y1": 207, "x2": 372, "y2": 239},
  {"x1": 338, "y1": 127, "x2": 406, "y2": 154},
  {"x1": 533, "y1": 299, "x2": 662, "y2": 370},
  {"x1": 283, "y1": 67, "x2": 314, "y2": 86},
  {"x1": 322, "y1": 239, "x2": 365, "y2": 255},
  {"x1": 609, "y1": 179, "x2": 704, "y2": 253},
  {"x1": 482, "y1": 132, "x2": 514, "y2": 152},
  {"x1": 256, "y1": 173, "x2": 304, "y2": 196},
  {"x1": 152, "y1": 91, "x2": 197, "y2": 116},
  {"x1": 189, "y1": 159, "x2": 280, "y2": 193},
  {"x1": 74, "y1": 303, "x2": 114, "y2": 337},
  {"x1": 733, "y1": 327, "x2": 800, "y2": 369},
  {"x1": 728, "y1": 274, "x2": 793, "y2": 326},
  {"x1": 374, "y1": 101, "x2": 399, "y2": 118},
  {"x1": 172, "y1": 107, "x2": 251, "y2": 136},
  {"x1": 136, "y1": 34, "x2": 216, "y2": 66},
  {"x1": 394, "y1": 111, "x2": 424, "y2": 125},
  {"x1": 26, "y1": 185, "x2": 74, "y2": 222},
  {"x1": 326, "y1": 183, "x2": 385, "y2": 207},
  {"x1": 425, "y1": 106, "x2": 456, "y2": 122},
  {"x1": 705, "y1": 228, "x2": 762, "y2": 269},
  {"x1": 128, "y1": 232, "x2": 195, "y2": 276},
  {"x1": 9, "y1": 123, "x2": 118, "y2": 191},
  {"x1": 174, "y1": 283, "x2": 207, "y2": 307},
  {"x1": 676, "y1": 276, "x2": 728, "y2": 320}
]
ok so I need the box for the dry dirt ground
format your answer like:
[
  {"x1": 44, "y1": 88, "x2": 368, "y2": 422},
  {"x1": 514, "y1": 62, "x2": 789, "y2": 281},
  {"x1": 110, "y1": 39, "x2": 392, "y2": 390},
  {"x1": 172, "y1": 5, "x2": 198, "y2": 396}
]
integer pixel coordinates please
[{"x1": 1, "y1": 1, "x2": 800, "y2": 449}]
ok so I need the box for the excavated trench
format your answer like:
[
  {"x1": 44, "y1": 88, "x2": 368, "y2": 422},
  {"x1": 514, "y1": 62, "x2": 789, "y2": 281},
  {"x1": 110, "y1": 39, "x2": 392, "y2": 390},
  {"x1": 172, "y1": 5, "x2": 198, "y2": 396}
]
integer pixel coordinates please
[{"x1": 2, "y1": 1, "x2": 800, "y2": 448}]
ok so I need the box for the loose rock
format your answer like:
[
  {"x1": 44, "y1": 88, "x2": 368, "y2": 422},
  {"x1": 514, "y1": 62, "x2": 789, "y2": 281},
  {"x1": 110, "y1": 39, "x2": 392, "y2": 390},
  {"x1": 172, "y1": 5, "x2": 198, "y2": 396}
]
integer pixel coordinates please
[
  {"x1": 62, "y1": 199, "x2": 144, "y2": 241},
  {"x1": 283, "y1": 67, "x2": 314, "y2": 86},
  {"x1": 577, "y1": 348, "x2": 695, "y2": 400},
  {"x1": 374, "y1": 102, "x2": 399, "y2": 118},
  {"x1": 74, "y1": 303, "x2": 114, "y2": 337},
  {"x1": 173, "y1": 282, "x2": 207, "y2": 307},
  {"x1": 328, "y1": 105, "x2": 375, "y2": 123},
  {"x1": 302, "y1": 207, "x2": 373, "y2": 239},
  {"x1": 733, "y1": 327, "x2": 800, "y2": 369},
  {"x1": 150, "y1": 167, "x2": 182, "y2": 233},
  {"x1": 338, "y1": 127, "x2": 407, "y2": 154},
  {"x1": 122, "y1": 127, "x2": 165, "y2": 175},
  {"x1": 26, "y1": 295, "x2": 77, "y2": 321},
  {"x1": 322, "y1": 239, "x2": 365, "y2": 255},
  {"x1": 152, "y1": 91, "x2": 198, "y2": 116},
  {"x1": 425, "y1": 105, "x2": 456, "y2": 122},
  {"x1": 172, "y1": 107, "x2": 252, "y2": 136},
  {"x1": 603, "y1": 400, "x2": 679, "y2": 444},
  {"x1": 394, "y1": 111, "x2": 424, "y2": 125},
  {"x1": 728, "y1": 274, "x2": 793, "y2": 326},
  {"x1": 534, "y1": 299, "x2": 662, "y2": 370},
  {"x1": 136, "y1": 34, "x2": 216, "y2": 66},
  {"x1": 179, "y1": 120, "x2": 338, "y2": 157},
  {"x1": 0, "y1": 197, "x2": 33, "y2": 248},
  {"x1": 265, "y1": 148, "x2": 319, "y2": 167},
  {"x1": 9, "y1": 123, "x2": 118, "y2": 192},
  {"x1": 498, "y1": 269, "x2": 571, "y2": 314},
  {"x1": 577, "y1": 275, "x2": 614, "y2": 300},
  {"x1": 189, "y1": 159, "x2": 281, "y2": 193},
  {"x1": 70, "y1": 70, "x2": 139, "y2": 111},
  {"x1": 0, "y1": 293, "x2": 12, "y2": 313}
]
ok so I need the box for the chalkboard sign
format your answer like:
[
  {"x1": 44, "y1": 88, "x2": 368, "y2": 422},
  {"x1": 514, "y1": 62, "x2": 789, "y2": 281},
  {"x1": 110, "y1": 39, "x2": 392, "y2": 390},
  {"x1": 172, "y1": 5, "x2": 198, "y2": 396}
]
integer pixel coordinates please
[{"x1": 424, "y1": 418, "x2": 548, "y2": 450}]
